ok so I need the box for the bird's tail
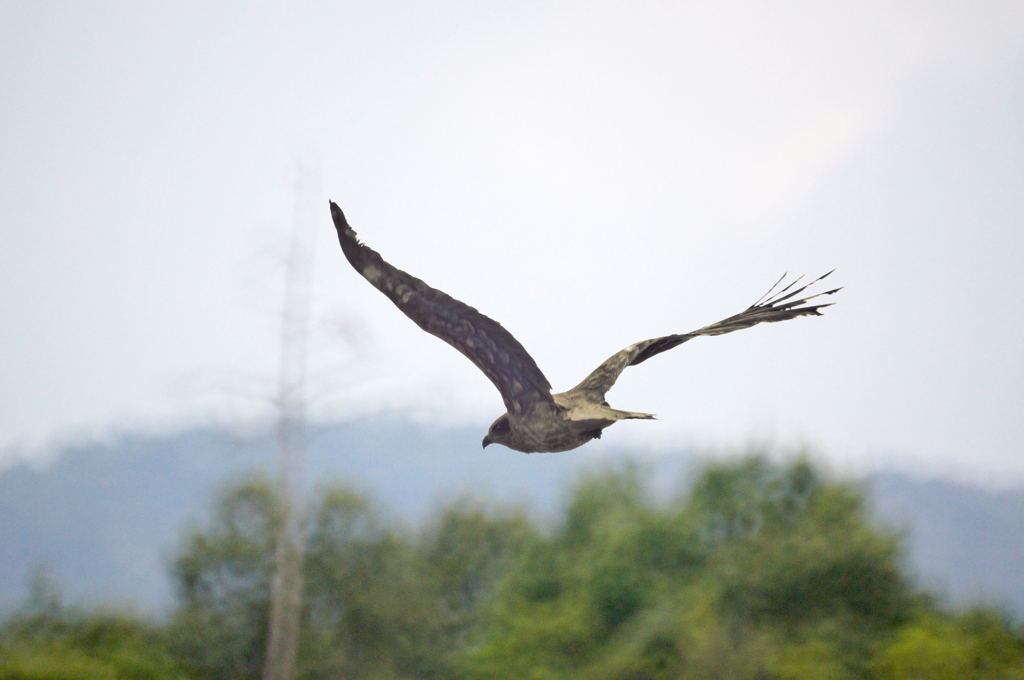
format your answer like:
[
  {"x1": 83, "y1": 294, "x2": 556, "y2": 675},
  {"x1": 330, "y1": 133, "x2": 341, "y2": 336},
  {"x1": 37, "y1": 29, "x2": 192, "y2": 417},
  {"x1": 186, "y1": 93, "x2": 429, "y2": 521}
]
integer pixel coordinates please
[
  {"x1": 613, "y1": 409, "x2": 657, "y2": 420},
  {"x1": 566, "y1": 404, "x2": 656, "y2": 423}
]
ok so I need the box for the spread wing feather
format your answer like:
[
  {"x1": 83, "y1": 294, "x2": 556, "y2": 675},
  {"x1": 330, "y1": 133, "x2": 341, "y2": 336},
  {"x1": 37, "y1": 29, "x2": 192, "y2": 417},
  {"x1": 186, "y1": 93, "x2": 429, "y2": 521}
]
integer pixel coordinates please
[
  {"x1": 566, "y1": 272, "x2": 841, "y2": 404},
  {"x1": 330, "y1": 202, "x2": 554, "y2": 414}
]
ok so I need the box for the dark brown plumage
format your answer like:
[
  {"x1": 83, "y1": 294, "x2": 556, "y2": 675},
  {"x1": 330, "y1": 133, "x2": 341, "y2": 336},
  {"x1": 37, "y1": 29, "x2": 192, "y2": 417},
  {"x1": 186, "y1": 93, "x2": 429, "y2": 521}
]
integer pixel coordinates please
[{"x1": 330, "y1": 202, "x2": 840, "y2": 453}]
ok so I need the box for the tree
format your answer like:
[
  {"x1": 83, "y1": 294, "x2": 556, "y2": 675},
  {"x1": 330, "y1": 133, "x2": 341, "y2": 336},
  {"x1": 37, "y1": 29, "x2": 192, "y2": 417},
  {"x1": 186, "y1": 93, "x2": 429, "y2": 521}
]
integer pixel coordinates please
[
  {"x1": 301, "y1": 487, "x2": 434, "y2": 678},
  {"x1": 167, "y1": 479, "x2": 280, "y2": 679},
  {"x1": 418, "y1": 500, "x2": 536, "y2": 646},
  {"x1": 463, "y1": 456, "x2": 921, "y2": 680},
  {"x1": 0, "y1": 568, "x2": 185, "y2": 680},
  {"x1": 686, "y1": 458, "x2": 911, "y2": 679},
  {"x1": 166, "y1": 477, "x2": 537, "y2": 679},
  {"x1": 873, "y1": 609, "x2": 1024, "y2": 680},
  {"x1": 164, "y1": 454, "x2": 1024, "y2": 680},
  {"x1": 462, "y1": 464, "x2": 702, "y2": 680}
]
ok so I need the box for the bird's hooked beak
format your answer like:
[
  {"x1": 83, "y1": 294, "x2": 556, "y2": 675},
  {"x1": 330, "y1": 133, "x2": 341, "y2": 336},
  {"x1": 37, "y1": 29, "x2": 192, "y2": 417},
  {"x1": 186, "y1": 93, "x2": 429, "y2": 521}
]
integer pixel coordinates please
[{"x1": 483, "y1": 413, "x2": 509, "y2": 450}]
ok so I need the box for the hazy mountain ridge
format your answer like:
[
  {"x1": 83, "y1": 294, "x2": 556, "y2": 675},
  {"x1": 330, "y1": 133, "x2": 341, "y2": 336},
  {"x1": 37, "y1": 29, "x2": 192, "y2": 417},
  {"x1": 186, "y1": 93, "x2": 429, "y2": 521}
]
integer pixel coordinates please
[
  {"x1": 870, "y1": 472, "x2": 1024, "y2": 614},
  {"x1": 1, "y1": 419, "x2": 1021, "y2": 617}
]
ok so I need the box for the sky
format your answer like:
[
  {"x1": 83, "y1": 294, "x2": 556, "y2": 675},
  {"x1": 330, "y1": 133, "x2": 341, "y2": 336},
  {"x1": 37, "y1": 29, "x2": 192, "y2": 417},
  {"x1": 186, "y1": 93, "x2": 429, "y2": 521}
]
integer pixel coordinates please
[{"x1": 2, "y1": 1, "x2": 1023, "y2": 483}]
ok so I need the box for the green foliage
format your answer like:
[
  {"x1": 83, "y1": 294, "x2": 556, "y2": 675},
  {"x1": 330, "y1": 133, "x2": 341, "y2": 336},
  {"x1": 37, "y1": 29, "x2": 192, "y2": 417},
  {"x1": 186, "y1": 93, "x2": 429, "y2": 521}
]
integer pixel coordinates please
[
  {"x1": 11, "y1": 452, "x2": 1024, "y2": 680},
  {"x1": 0, "y1": 569, "x2": 185, "y2": 680},
  {"x1": 418, "y1": 500, "x2": 536, "y2": 641},
  {"x1": 464, "y1": 456, "x2": 920, "y2": 680},
  {"x1": 302, "y1": 491, "x2": 538, "y2": 679},
  {"x1": 712, "y1": 475, "x2": 911, "y2": 635},
  {"x1": 873, "y1": 608, "x2": 1024, "y2": 680},
  {"x1": 166, "y1": 478, "x2": 279, "y2": 679},
  {"x1": 302, "y1": 487, "x2": 436, "y2": 678},
  {"x1": 165, "y1": 479, "x2": 538, "y2": 679},
  {"x1": 688, "y1": 457, "x2": 819, "y2": 548},
  {"x1": 461, "y1": 465, "x2": 703, "y2": 679}
]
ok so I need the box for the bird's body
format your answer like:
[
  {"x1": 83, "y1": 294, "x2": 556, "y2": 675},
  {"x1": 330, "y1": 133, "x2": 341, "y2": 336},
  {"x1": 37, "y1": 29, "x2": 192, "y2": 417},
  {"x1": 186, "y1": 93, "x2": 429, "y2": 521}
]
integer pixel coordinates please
[{"x1": 329, "y1": 202, "x2": 840, "y2": 453}]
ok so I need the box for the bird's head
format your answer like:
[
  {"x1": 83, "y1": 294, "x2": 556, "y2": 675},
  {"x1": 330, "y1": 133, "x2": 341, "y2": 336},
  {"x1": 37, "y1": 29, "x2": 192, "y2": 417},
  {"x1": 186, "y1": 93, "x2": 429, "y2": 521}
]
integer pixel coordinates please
[{"x1": 482, "y1": 413, "x2": 512, "y2": 449}]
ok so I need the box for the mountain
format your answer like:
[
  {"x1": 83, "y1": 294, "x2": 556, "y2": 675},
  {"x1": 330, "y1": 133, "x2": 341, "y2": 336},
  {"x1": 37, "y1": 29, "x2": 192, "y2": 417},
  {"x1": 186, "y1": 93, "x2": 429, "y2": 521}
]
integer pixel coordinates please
[
  {"x1": 1, "y1": 418, "x2": 1022, "y2": 618},
  {"x1": 870, "y1": 471, "x2": 1024, "y2": 614},
  {"x1": 0, "y1": 418, "x2": 595, "y2": 612}
]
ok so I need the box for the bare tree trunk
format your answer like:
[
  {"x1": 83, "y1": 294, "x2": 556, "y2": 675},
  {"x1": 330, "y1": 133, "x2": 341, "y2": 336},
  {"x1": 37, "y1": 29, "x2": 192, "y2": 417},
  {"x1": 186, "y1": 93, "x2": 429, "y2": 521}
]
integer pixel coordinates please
[{"x1": 263, "y1": 156, "x2": 320, "y2": 680}]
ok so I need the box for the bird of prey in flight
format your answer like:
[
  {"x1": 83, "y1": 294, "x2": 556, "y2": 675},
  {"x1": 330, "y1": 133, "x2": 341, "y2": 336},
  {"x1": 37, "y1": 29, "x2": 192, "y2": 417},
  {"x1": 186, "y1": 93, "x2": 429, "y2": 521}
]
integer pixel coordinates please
[{"x1": 330, "y1": 202, "x2": 840, "y2": 453}]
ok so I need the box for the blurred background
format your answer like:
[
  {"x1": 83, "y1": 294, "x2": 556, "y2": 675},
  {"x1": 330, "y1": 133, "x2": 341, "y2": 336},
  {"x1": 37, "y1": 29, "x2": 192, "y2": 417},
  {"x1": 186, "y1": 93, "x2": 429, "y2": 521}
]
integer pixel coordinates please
[{"x1": 2, "y1": 2, "x2": 1023, "y2": 678}]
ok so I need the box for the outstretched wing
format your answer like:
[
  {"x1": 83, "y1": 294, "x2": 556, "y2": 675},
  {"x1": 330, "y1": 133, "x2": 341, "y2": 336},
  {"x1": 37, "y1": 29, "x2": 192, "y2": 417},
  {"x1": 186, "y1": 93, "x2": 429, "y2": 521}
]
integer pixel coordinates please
[
  {"x1": 330, "y1": 202, "x2": 554, "y2": 415},
  {"x1": 565, "y1": 272, "x2": 841, "y2": 404}
]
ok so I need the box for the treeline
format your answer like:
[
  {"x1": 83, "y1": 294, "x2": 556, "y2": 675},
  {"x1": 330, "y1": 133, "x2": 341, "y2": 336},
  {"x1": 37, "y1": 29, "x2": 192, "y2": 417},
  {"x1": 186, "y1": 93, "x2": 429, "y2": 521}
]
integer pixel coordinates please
[{"x1": 3, "y1": 455, "x2": 1024, "y2": 679}]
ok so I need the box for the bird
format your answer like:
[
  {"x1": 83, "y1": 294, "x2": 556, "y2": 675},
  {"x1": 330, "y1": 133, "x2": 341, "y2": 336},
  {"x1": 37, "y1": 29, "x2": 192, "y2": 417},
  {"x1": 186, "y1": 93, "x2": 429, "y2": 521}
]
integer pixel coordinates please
[{"x1": 329, "y1": 202, "x2": 840, "y2": 453}]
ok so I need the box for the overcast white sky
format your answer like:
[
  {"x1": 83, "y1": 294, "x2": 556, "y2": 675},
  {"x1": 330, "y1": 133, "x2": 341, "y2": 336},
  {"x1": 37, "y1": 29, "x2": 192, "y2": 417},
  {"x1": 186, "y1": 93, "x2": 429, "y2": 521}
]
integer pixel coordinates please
[{"x1": 2, "y1": 2, "x2": 1023, "y2": 482}]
